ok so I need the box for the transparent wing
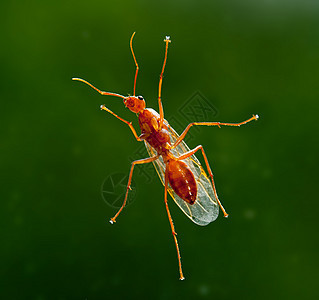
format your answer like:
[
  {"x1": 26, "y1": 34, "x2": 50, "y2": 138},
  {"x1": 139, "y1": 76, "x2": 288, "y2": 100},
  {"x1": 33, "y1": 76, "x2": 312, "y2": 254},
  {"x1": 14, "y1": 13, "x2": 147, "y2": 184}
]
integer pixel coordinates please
[{"x1": 144, "y1": 121, "x2": 219, "y2": 226}]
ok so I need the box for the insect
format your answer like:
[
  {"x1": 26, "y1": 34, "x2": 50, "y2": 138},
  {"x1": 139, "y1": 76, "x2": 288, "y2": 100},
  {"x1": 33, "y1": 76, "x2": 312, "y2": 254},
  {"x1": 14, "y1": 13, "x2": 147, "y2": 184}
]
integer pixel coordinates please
[{"x1": 73, "y1": 32, "x2": 259, "y2": 280}]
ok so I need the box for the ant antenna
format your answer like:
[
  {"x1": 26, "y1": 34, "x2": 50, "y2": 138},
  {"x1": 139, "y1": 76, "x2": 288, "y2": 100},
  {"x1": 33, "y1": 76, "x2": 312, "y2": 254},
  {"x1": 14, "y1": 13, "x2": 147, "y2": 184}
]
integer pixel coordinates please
[
  {"x1": 72, "y1": 78, "x2": 125, "y2": 99},
  {"x1": 130, "y1": 32, "x2": 139, "y2": 96}
]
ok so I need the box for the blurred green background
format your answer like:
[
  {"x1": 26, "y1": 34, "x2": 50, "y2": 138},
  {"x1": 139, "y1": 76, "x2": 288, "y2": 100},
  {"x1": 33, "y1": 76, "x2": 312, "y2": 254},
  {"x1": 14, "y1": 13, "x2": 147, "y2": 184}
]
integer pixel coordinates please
[{"x1": 1, "y1": 0, "x2": 318, "y2": 299}]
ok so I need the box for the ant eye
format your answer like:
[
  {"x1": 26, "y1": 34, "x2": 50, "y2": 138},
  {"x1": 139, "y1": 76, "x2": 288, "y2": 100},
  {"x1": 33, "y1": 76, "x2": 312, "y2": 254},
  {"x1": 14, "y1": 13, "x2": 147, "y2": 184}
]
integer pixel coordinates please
[{"x1": 138, "y1": 95, "x2": 144, "y2": 100}]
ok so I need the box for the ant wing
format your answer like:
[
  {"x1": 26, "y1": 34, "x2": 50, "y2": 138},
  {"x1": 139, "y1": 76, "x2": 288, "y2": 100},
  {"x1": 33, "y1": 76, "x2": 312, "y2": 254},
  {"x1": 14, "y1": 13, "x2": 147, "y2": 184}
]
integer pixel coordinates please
[{"x1": 144, "y1": 121, "x2": 219, "y2": 226}]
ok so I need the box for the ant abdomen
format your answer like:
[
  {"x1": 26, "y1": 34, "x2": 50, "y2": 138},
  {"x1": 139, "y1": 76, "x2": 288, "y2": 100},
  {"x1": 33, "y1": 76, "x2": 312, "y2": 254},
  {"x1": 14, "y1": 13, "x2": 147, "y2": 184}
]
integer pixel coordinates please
[{"x1": 167, "y1": 160, "x2": 197, "y2": 205}]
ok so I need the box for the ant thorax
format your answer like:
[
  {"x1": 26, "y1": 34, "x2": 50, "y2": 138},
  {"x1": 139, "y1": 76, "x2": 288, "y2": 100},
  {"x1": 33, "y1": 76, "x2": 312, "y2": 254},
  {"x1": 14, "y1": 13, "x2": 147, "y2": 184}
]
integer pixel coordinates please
[{"x1": 138, "y1": 108, "x2": 171, "y2": 153}]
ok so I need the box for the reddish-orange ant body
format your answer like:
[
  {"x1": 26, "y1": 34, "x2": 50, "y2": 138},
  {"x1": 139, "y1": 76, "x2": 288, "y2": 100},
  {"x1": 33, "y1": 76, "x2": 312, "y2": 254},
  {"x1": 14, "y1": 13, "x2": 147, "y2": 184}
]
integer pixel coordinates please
[{"x1": 73, "y1": 32, "x2": 259, "y2": 280}]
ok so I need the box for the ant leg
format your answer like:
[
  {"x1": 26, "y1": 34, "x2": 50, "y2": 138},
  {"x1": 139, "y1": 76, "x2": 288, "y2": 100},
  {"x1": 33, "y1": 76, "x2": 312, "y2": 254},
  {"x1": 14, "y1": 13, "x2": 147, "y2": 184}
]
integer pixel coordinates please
[
  {"x1": 72, "y1": 78, "x2": 141, "y2": 141},
  {"x1": 164, "y1": 169, "x2": 185, "y2": 280},
  {"x1": 100, "y1": 105, "x2": 142, "y2": 141},
  {"x1": 171, "y1": 115, "x2": 259, "y2": 149},
  {"x1": 110, "y1": 155, "x2": 159, "y2": 224},
  {"x1": 130, "y1": 32, "x2": 139, "y2": 96},
  {"x1": 177, "y1": 145, "x2": 229, "y2": 218},
  {"x1": 158, "y1": 36, "x2": 171, "y2": 129}
]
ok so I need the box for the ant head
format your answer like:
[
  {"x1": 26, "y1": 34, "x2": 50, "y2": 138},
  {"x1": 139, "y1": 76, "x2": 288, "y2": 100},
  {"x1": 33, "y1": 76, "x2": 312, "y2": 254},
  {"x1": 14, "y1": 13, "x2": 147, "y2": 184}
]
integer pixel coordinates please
[{"x1": 124, "y1": 95, "x2": 146, "y2": 113}]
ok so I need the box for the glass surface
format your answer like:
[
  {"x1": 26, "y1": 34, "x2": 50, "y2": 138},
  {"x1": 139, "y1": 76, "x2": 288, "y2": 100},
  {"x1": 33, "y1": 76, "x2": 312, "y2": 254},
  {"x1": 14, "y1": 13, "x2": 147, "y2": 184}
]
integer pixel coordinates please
[{"x1": 1, "y1": 1, "x2": 318, "y2": 299}]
